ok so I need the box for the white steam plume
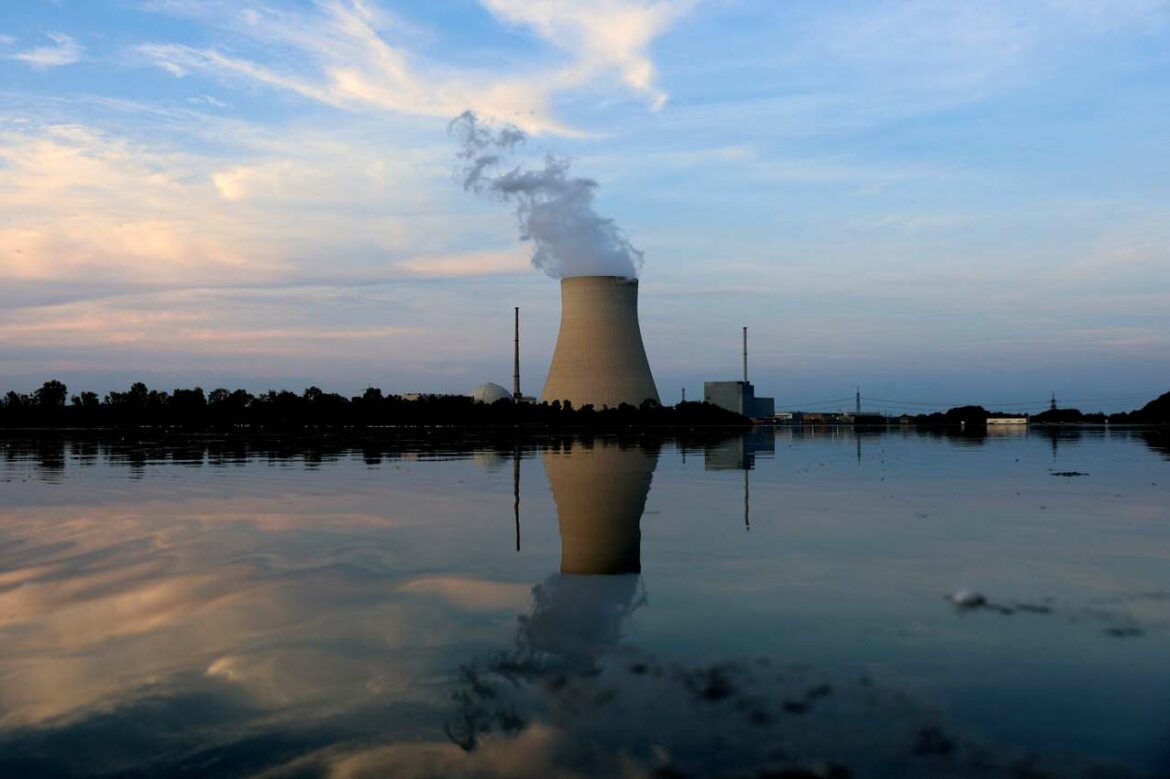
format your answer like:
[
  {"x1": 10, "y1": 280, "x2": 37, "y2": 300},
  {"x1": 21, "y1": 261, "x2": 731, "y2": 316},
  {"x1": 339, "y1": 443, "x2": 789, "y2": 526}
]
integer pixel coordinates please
[{"x1": 449, "y1": 110, "x2": 643, "y2": 279}]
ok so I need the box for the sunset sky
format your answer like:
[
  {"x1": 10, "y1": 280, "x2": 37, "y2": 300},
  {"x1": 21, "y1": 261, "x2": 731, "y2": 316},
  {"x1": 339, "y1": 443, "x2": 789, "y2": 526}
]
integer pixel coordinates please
[{"x1": 3, "y1": 0, "x2": 1168, "y2": 412}]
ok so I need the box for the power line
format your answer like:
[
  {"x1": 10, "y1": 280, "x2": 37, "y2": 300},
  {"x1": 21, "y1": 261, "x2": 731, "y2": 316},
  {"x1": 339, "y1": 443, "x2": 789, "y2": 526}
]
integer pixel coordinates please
[
  {"x1": 774, "y1": 397, "x2": 857, "y2": 409},
  {"x1": 866, "y1": 397, "x2": 1053, "y2": 408}
]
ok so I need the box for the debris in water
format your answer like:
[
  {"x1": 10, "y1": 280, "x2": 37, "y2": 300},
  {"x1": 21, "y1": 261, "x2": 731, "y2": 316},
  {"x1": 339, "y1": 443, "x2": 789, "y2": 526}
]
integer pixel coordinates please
[
  {"x1": 948, "y1": 590, "x2": 987, "y2": 609},
  {"x1": 1104, "y1": 626, "x2": 1144, "y2": 638},
  {"x1": 913, "y1": 725, "x2": 957, "y2": 756}
]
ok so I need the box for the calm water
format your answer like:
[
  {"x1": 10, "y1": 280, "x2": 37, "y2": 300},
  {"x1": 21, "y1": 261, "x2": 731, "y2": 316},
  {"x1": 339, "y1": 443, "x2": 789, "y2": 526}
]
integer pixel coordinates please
[{"x1": 1, "y1": 428, "x2": 1168, "y2": 778}]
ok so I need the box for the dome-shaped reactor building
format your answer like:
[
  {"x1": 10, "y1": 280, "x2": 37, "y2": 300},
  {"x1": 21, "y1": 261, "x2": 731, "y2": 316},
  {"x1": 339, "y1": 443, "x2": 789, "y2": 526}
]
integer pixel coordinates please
[
  {"x1": 541, "y1": 276, "x2": 659, "y2": 410},
  {"x1": 469, "y1": 382, "x2": 513, "y2": 404}
]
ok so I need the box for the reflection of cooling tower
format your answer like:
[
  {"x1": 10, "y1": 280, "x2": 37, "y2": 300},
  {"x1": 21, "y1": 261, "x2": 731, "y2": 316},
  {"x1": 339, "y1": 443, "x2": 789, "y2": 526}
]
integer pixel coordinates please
[
  {"x1": 541, "y1": 276, "x2": 660, "y2": 409},
  {"x1": 543, "y1": 441, "x2": 658, "y2": 575}
]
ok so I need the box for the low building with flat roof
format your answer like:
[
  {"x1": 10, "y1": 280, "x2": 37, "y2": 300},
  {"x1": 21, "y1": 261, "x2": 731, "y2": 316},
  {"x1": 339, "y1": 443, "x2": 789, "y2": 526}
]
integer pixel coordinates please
[{"x1": 987, "y1": 415, "x2": 1028, "y2": 425}]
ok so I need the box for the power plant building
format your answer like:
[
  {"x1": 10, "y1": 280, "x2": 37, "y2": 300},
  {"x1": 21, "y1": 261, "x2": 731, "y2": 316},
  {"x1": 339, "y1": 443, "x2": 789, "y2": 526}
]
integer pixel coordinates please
[
  {"x1": 469, "y1": 382, "x2": 512, "y2": 404},
  {"x1": 704, "y1": 381, "x2": 774, "y2": 419},
  {"x1": 542, "y1": 275, "x2": 660, "y2": 410}
]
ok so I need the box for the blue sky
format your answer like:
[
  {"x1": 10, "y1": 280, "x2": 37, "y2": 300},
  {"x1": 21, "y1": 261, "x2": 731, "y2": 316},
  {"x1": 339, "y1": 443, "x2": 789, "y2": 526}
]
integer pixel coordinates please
[{"x1": 2, "y1": 0, "x2": 1168, "y2": 413}]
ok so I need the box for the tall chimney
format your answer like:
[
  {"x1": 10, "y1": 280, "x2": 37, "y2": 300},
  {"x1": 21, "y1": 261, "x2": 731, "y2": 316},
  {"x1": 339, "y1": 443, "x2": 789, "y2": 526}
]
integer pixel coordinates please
[
  {"x1": 742, "y1": 326, "x2": 748, "y2": 383},
  {"x1": 513, "y1": 306, "x2": 521, "y2": 401},
  {"x1": 542, "y1": 276, "x2": 659, "y2": 409}
]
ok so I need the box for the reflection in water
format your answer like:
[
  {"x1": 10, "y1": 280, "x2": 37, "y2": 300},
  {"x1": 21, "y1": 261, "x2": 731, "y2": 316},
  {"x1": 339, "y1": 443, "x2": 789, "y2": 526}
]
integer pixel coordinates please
[
  {"x1": 545, "y1": 441, "x2": 656, "y2": 575},
  {"x1": 532, "y1": 440, "x2": 655, "y2": 659},
  {"x1": 704, "y1": 430, "x2": 773, "y2": 530},
  {"x1": 440, "y1": 435, "x2": 1165, "y2": 779},
  {"x1": 513, "y1": 446, "x2": 521, "y2": 551},
  {"x1": 0, "y1": 433, "x2": 1167, "y2": 778},
  {"x1": 1141, "y1": 430, "x2": 1170, "y2": 461},
  {"x1": 445, "y1": 439, "x2": 656, "y2": 753},
  {"x1": 703, "y1": 428, "x2": 774, "y2": 471}
]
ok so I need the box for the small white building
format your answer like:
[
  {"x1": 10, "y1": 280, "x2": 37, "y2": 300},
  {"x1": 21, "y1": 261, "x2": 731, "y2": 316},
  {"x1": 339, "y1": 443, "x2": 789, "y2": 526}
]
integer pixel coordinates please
[{"x1": 987, "y1": 415, "x2": 1028, "y2": 425}]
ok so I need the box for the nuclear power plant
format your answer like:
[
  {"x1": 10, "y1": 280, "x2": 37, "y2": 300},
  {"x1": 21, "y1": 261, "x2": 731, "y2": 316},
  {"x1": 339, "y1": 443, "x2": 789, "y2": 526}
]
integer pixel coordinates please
[
  {"x1": 541, "y1": 276, "x2": 660, "y2": 410},
  {"x1": 472, "y1": 276, "x2": 779, "y2": 420}
]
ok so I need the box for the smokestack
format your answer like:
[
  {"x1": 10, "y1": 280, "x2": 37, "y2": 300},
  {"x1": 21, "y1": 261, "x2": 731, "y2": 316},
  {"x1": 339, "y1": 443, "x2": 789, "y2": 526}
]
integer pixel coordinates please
[
  {"x1": 743, "y1": 326, "x2": 748, "y2": 383},
  {"x1": 514, "y1": 306, "x2": 521, "y2": 401},
  {"x1": 542, "y1": 276, "x2": 659, "y2": 409}
]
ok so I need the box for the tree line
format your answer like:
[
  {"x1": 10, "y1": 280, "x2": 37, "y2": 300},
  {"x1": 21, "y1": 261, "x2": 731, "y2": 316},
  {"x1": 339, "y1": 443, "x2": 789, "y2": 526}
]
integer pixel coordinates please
[
  {"x1": 3, "y1": 380, "x2": 1166, "y2": 429},
  {"x1": 0, "y1": 380, "x2": 750, "y2": 429},
  {"x1": 911, "y1": 394, "x2": 1170, "y2": 427}
]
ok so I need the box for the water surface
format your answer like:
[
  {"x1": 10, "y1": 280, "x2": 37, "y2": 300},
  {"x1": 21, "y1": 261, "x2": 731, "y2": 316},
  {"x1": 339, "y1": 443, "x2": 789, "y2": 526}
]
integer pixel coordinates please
[{"x1": 1, "y1": 428, "x2": 1167, "y2": 778}]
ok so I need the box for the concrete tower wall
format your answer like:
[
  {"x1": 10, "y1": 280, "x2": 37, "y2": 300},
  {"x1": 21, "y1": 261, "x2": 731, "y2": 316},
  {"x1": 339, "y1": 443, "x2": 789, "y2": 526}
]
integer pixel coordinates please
[
  {"x1": 544, "y1": 442, "x2": 658, "y2": 575},
  {"x1": 541, "y1": 276, "x2": 660, "y2": 409}
]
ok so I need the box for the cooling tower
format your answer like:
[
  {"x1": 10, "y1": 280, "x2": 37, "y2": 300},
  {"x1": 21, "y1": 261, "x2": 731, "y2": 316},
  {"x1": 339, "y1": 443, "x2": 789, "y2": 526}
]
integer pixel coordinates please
[
  {"x1": 541, "y1": 276, "x2": 660, "y2": 409},
  {"x1": 543, "y1": 440, "x2": 659, "y2": 575}
]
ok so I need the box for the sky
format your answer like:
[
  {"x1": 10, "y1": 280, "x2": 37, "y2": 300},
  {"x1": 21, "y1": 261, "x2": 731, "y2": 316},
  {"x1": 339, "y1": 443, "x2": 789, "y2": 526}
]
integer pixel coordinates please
[{"x1": 1, "y1": 0, "x2": 1169, "y2": 414}]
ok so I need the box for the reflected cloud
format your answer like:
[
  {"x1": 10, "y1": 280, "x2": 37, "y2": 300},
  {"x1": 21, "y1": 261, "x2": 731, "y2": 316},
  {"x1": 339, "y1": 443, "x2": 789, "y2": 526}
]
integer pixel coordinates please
[
  {"x1": 0, "y1": 487, "x2": 499, "y2": 729},
  {"x1": 398, "y1": 576, "x2": 532, "y2": 611}
]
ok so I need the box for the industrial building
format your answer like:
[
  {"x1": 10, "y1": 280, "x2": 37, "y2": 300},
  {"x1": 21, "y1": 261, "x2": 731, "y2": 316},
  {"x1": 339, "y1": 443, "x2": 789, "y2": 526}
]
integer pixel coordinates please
[
  {"x1": 987, "y1": 415, "x2": 1028, "y2": 425},
  {"x1": 542, "y1": 275, "x2": 660, "y2": 410},
  {"x1": 704, "y1": 381, "x2": 774, "y2": 419},
  {"x1": 469, "y1": 382, "x2": 512, "y2": 404},
  {"x1": 703, "y1": 327, "x2": 774, "y2": 420}
]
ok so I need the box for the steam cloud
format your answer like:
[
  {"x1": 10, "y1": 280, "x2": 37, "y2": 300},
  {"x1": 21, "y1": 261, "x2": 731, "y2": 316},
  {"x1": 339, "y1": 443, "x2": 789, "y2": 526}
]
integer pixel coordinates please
[{"x1": 449, "y1": 111, "x2": 643, "y2": 279}]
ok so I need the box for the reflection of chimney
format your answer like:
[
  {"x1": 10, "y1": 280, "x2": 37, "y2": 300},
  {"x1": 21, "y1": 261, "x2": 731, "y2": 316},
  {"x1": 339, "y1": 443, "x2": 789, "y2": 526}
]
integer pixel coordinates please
[
  {"x1": 744, "y1": 468, "x2": 749, "y2": 532},
  {"x1": 543, "y1": 441, "x2": 658, "y2": 574},
  {"x1": 542, "y1": 276, "x2": 659, "y2": 409},
  {"x1": 513, "y1": 446, "x2": 521, "y2": 552}
]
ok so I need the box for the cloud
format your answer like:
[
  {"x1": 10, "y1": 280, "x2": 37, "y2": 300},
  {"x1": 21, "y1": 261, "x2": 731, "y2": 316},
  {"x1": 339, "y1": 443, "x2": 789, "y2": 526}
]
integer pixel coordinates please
[
  {"x1": 138, "y1": 0, "x2": 692, "y2": 134},
  {"x1": 395, "y1": 249, "x2": 532, "y2": 278},
  {"x1": 187, "y1": 94, "x2": 229, "y2": 108},
  {"x1": 0, "y1": 117, "x2": 545, "y2": 382},
  {"x1": 480, "y1": 0, "x2": 691, "y2": 110},
  {"x1": 0, "y1": 290, "x2": 429, "y2": 359},
  {"x1": 7, "y1": 32, "x2": 83, "y2": 68},
  {"x1": 0, "y1": 119, "x2": 464, "y2": 289},
  {"x1": 0, "y1": 125, "x2": 281, "y2": 286}
]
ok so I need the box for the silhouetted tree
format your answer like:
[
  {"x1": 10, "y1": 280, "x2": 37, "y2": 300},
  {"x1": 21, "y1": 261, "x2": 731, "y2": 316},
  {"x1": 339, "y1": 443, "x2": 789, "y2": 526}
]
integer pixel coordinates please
[
  {"x1": 1032, "y1": 408, "x2": 1085, "y2": 424},
  {"x1": 72, "y1": 391, "x2": 100, "y2": 409},
  {"x1": 170, "y1": 387, "x2": 207, "y2": 427},
  {"x1": 34, "y1": 380, "x2": 68, "y2": 408},
  {"x1": 1127, "y1": 390, "x2": 1170, "y2": 424},
  {"x1": 4, "y1": 391, "x2": 30, "y2": 410}
]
